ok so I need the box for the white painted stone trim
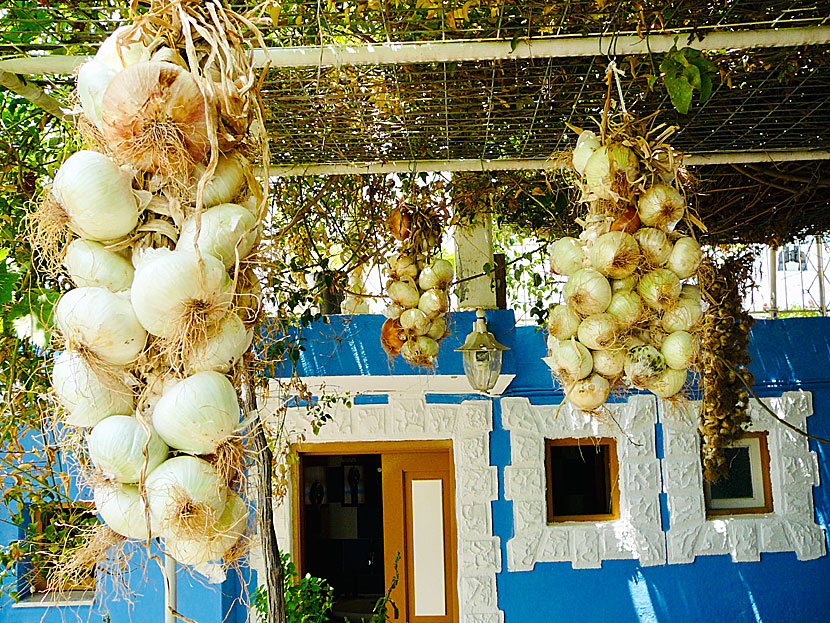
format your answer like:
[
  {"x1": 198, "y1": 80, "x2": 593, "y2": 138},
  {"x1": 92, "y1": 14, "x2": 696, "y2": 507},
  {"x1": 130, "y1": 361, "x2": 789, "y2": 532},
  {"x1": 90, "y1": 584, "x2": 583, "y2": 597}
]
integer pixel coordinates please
[
  {"x1": 501, "y1": 395, "x2": 666, "y2": 570},
  {"x1": 662, "y1": 390, "x2": 826, "y2": 563},
  {"x1": 263, "y1": 394, "x2": 504, "y2": 623}
]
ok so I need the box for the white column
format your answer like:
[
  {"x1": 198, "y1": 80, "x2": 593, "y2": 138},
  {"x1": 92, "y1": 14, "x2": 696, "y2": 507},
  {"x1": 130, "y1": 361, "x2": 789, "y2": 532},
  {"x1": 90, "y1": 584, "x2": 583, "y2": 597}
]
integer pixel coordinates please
[{"x1": 454, "y1": 216, "x2": 496, "y2": 310}]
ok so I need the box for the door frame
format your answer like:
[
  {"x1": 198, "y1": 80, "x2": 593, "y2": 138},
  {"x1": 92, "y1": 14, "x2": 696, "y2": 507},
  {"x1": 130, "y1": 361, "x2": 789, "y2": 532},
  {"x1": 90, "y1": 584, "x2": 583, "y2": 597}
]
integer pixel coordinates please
[{"x1": 291, "y1": 440, "x2": 459, "y2": 622}]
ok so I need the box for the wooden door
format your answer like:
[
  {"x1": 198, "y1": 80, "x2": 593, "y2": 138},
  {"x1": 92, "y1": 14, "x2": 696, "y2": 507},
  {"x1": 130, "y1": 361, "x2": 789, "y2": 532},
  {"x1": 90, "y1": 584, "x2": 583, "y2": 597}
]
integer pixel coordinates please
[
  {"x1": 382, "y1": 450, "x2": 457, "y2": 623},
  {"x1": 295, "y1": 442, "x2": 458, "y2": 623}
]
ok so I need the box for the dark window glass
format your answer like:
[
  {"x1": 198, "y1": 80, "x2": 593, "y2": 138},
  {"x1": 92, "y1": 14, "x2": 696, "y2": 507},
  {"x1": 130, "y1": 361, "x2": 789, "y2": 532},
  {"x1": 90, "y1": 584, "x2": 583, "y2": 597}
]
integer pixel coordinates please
[
  {"x1": 709, "y1": 447, "x2": 753, "y2": 500},
  {"x1": 549, "y1": 443, "x2": 612, "y2": 517}
]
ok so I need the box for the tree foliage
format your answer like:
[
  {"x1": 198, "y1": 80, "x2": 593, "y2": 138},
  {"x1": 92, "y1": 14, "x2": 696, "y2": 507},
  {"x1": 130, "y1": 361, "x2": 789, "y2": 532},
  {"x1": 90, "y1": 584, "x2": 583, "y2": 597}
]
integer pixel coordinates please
[{"x1": 0, "y1": 87, "x2": 79, "y2": 598}]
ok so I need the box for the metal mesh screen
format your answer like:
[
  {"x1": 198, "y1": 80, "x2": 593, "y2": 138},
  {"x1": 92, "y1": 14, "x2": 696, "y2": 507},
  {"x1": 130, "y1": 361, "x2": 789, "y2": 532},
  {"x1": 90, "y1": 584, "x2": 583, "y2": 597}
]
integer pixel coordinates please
[
  {"x1": 2, "y1": 1, "x2": 829, "y2": 167},
  {"x1": 264, "y1": 45, "x2": 830, "y2": 165}
]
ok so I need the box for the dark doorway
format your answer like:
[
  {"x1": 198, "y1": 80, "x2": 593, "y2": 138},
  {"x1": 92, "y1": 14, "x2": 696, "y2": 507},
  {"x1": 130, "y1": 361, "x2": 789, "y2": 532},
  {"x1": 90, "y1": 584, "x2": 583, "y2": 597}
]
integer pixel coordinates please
[{"x1": 301, "y1": 454, "x2": 384, "y2": 622}]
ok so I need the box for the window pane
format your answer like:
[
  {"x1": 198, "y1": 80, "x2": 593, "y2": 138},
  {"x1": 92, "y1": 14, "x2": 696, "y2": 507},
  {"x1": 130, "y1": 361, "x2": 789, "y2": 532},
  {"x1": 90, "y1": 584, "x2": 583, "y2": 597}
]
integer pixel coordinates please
[
  {"x1": 709, "y1": 447, "x2": 754, "y2": 499},
  {"x1": 550, "y1": 444, "x2": 611, "y2": 517}
]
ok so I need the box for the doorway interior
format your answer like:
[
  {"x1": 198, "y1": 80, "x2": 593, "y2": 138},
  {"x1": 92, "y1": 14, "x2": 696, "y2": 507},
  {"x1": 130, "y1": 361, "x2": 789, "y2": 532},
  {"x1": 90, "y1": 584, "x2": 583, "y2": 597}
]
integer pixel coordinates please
[{"x1": 296, "y1": 442, "x2": 458, "y2": 623}]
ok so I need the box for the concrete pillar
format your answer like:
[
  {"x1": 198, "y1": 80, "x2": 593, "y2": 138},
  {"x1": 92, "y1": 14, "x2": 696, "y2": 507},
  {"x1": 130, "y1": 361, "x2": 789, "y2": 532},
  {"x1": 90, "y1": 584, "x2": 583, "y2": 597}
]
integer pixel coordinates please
[{"x1": 454, "y1": 216, "x2": 496, "y2": 310}]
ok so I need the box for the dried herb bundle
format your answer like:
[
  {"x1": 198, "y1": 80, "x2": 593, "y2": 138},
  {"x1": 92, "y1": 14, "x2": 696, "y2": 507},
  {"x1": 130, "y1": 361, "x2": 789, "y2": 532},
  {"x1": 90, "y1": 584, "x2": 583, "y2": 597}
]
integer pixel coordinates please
[{"x1": 698, "y1": 251, "x2": 756, "y2": 482}]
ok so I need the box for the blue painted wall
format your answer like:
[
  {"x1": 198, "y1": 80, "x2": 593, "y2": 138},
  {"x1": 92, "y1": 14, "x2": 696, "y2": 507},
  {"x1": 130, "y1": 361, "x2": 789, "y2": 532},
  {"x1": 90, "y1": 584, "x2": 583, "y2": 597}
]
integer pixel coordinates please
[
  {"x1": 0, "y1": 534, "x2": 251, "y2": 623},
  {"x1": 274, "y1": 313, "x2": 830, "y2": 623},
  {"x1": 494, "y1": 318, "x2": 830, "y2": 623},
  {"x1": 3, "y1": 314, "x2": 830, "y2": 623}
]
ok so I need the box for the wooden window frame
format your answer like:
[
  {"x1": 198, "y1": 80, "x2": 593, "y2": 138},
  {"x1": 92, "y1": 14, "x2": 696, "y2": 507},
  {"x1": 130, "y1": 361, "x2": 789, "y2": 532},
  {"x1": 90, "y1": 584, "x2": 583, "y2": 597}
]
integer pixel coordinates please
[
  {"x1": 704, "y1": 431, "x2": 774, "y2": 517},
  {"x1": 544, "y1": 437, "x2": 620, "y2": 524}
]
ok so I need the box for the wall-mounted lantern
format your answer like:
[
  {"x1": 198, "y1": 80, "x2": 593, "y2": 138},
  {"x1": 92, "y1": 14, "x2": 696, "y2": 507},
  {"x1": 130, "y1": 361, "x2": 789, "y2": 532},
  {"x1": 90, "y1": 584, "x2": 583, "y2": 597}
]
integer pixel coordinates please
[{"x1": 455, "y1": 309, "x2": 508, "y2": 393}]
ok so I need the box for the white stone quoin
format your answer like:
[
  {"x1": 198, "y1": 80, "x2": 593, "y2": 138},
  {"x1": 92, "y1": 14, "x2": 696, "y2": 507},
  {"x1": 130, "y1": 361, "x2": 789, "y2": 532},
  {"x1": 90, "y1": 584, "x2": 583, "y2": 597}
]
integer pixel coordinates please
[
  {"x1": 502, "y1": 395, "x2": 666, "y2": 570},
  {"x1": 662, "y1": 390, "x2": 825, "y2": 563}
]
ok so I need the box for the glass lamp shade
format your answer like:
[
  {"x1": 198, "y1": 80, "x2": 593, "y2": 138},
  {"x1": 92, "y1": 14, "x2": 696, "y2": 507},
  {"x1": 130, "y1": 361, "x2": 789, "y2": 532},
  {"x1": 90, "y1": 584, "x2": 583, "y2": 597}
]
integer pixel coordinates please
[
  {"x1": 455, "y1": 310, "x2": 508, "y2": 393},
  {"x1": 461, "y1": 349, "x2": 504, "y2": 392}
]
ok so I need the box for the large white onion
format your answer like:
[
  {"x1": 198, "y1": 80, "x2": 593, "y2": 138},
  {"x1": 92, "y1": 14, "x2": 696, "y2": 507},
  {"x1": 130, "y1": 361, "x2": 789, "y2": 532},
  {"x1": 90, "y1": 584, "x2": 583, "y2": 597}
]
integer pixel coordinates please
[
  {"x1": 77, "y1": 60, "x2": 117, "y2": 130},
  {"x1": 88, "y1": 415, "x2": 168, "y2": 483},
  {"x1": 176, "y1": 203, "x2": 257, "y2": 268},
  {"x1": 400, "y1": 308, "x2": 431, "y2": 335},
  {"x1": 389, "y1": 254, "x2": 418, "y2": 280},
  {"x1": 192, "y1": 154, "x2": 248, "y2": 208},
  {"x1": 572, "y1": 130, "x2": 600, "y2": 175},
  {"x1": 555, "y1": 340, "x2": 593, "y2": 381},
  {"x1": 94, "y1": 483, "x2": 153, "y2": 540},
  {"x1": 416, "y1": 336, "x2": 440, "y2": 359},
  {"x1": 549, "y1": 237, "x2": 585, "y2": 276},
  {"x1": 64, "y1": 239, "x2": 134, "y2": 292},
  {"x1": 634, "y1": 227, "x2": 672, "y2": 267},
  {"x1": 606, "y1": 291, "x2": 644, "y2": 328},
  {"x1": 637, "y1": 269, "x2": 681, "y2": 312},
  {"x1": 95, "y1": 26, "x2": 151, "y2": 70},
  {"x1": 130, "y1": 249, "x2": 232, "y2": 338},
  {"x1": 52, "y1": 151, "x2": 140, "y2": 241},
  {"x1": 666, "y1": 237, "x2": 703, "y2": 279},
  {"x1": 388, "y1": 279, "x2": 420, "y2": 309},
  {"x1": 563, "y1": 269, "x2": 612, "y2": 316},
  {"x1": 184, "y1": 313, "x2": 253, "y2": 375},
  {"x1": 427, "y1": 316, "x2": 448, "y2": 340},
  {"x1": 624, "y1": 345, "x2": 666, "y2": 388},
  {"x1": 577, "y1": 314, "x2": 619, "y2": 350},
  {"x1": 591, "y1": 348, "x2": 625, "y2": 377},
  {"x1": 583, "y1": 144, "x2": 639, "y2": 200},
  {"x1": 101, "y1": 61, "x2": 210, "y2": 175},
  {"x1": 590, "y1": 231, "x2": 640, "y2": 279},
  {"x1": 55, "y1": 287, "x2": 147, "y2": 365},
  {"x1": 638, "y1": 184, "x2": 686, "y2": 231},
  {"x1": 165, "y1": 493, "x2": 248, "y2": 566},
  {"x1": 661, "y1": 297, "x2": 704, "y2": 333},
  {"x1": 647, "y1": 367, "x2": 688, "y2": 399},
  {"x1": 547, "y1": 304, "x2": 581, "y2": 340},
  {"x1": 418, "y1": 289, "x2": 449, "y2": 318},
  {"x1": 152, "y1": 371, "x2": 240, "y2": 455},
  {"x1": 662, "y1": 331, "x2": 699, "y2": 370},
  {"x1": 418, "y1": 259, "x2": 454, "y2": 290},
  {"x1": 52, "y1": 350, "x2": 134, "y2": 427},
  {"x1": 146, "y1": 456, "x2": 228, "y2": 538},
  {"x1": 568, "y1": 374, "x2": 611, "y2": 411}
]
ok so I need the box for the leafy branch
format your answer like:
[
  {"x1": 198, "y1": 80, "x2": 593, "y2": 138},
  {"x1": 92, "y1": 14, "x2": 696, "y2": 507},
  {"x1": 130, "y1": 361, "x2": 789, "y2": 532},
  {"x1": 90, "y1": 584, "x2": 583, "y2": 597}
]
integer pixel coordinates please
[{"x1": 659, "y1": 40, "x2": 718, "y2": 115}]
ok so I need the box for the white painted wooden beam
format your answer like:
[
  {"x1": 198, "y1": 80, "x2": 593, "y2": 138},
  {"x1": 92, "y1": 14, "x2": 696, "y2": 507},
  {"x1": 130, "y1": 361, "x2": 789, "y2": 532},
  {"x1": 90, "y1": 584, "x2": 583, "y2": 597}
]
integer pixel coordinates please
[
  {"x1": 3, "y1": 25, "x2": 830, "y2": 75},
  {"x1": 262, "y1": 150, "x2": 830, "y2": 177},
  {"x1": 251, "y1": 26, "x2": 830, "y2": 68}
]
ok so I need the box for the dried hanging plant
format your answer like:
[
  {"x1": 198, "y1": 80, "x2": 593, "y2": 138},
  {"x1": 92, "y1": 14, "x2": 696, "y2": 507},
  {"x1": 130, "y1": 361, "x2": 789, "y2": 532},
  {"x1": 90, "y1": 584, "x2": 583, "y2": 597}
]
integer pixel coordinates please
[
  {"x1": 382, "y1": 188, "x2": 452, "y2": 366},
  {"x1": 697, "y1": 250, "x2": 756, "y2": 482},
  {"x1": 31, "y1": 0, "x2": 286, "y2": 607},
  {"x1": 547, "y1": 67, "x2": 706, "y2": 413}
]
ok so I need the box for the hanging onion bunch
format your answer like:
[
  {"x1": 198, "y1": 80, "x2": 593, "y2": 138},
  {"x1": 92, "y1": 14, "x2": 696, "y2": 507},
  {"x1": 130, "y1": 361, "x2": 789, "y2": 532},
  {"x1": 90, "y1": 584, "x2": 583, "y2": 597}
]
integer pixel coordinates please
[
  {"x1": 35, "y1": 2, "x2": 272, "y2": 581},
  {"x1": 697, "y1": 252, "x2": 756, "y2": 483},
  {"x1": 545, "y1": 120, "x2": 705, "y2": 411},
  {"x1": 382, "y1": 203, "x2": 452, "y2": 366}
]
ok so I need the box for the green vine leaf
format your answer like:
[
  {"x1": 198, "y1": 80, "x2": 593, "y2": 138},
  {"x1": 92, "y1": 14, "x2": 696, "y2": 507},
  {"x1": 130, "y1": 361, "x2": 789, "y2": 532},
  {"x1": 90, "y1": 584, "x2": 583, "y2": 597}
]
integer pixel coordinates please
[
  {"x1": 664, "y1": 74, "x2": 694, "y2": 115},
  {"x1": 659, "y1": 40, "x2": 718, "y2": 114}
]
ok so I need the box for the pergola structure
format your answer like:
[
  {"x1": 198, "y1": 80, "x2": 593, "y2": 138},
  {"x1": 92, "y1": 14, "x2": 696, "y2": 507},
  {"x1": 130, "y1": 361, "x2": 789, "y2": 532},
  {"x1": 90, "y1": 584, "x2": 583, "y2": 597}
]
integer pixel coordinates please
[{"x1": 2, "y1": 1, "x2": 830, "y2": 243}]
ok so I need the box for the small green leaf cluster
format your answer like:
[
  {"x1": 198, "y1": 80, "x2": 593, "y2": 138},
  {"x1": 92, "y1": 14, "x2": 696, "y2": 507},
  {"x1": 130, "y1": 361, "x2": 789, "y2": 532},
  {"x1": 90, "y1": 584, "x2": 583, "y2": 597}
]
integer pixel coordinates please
[
  {"x1": 252, "y1": 553, "x2": 334, "y2": 623},
  {"x1": 660, "y1": 42, "x2": 718, "y2": 115}
]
